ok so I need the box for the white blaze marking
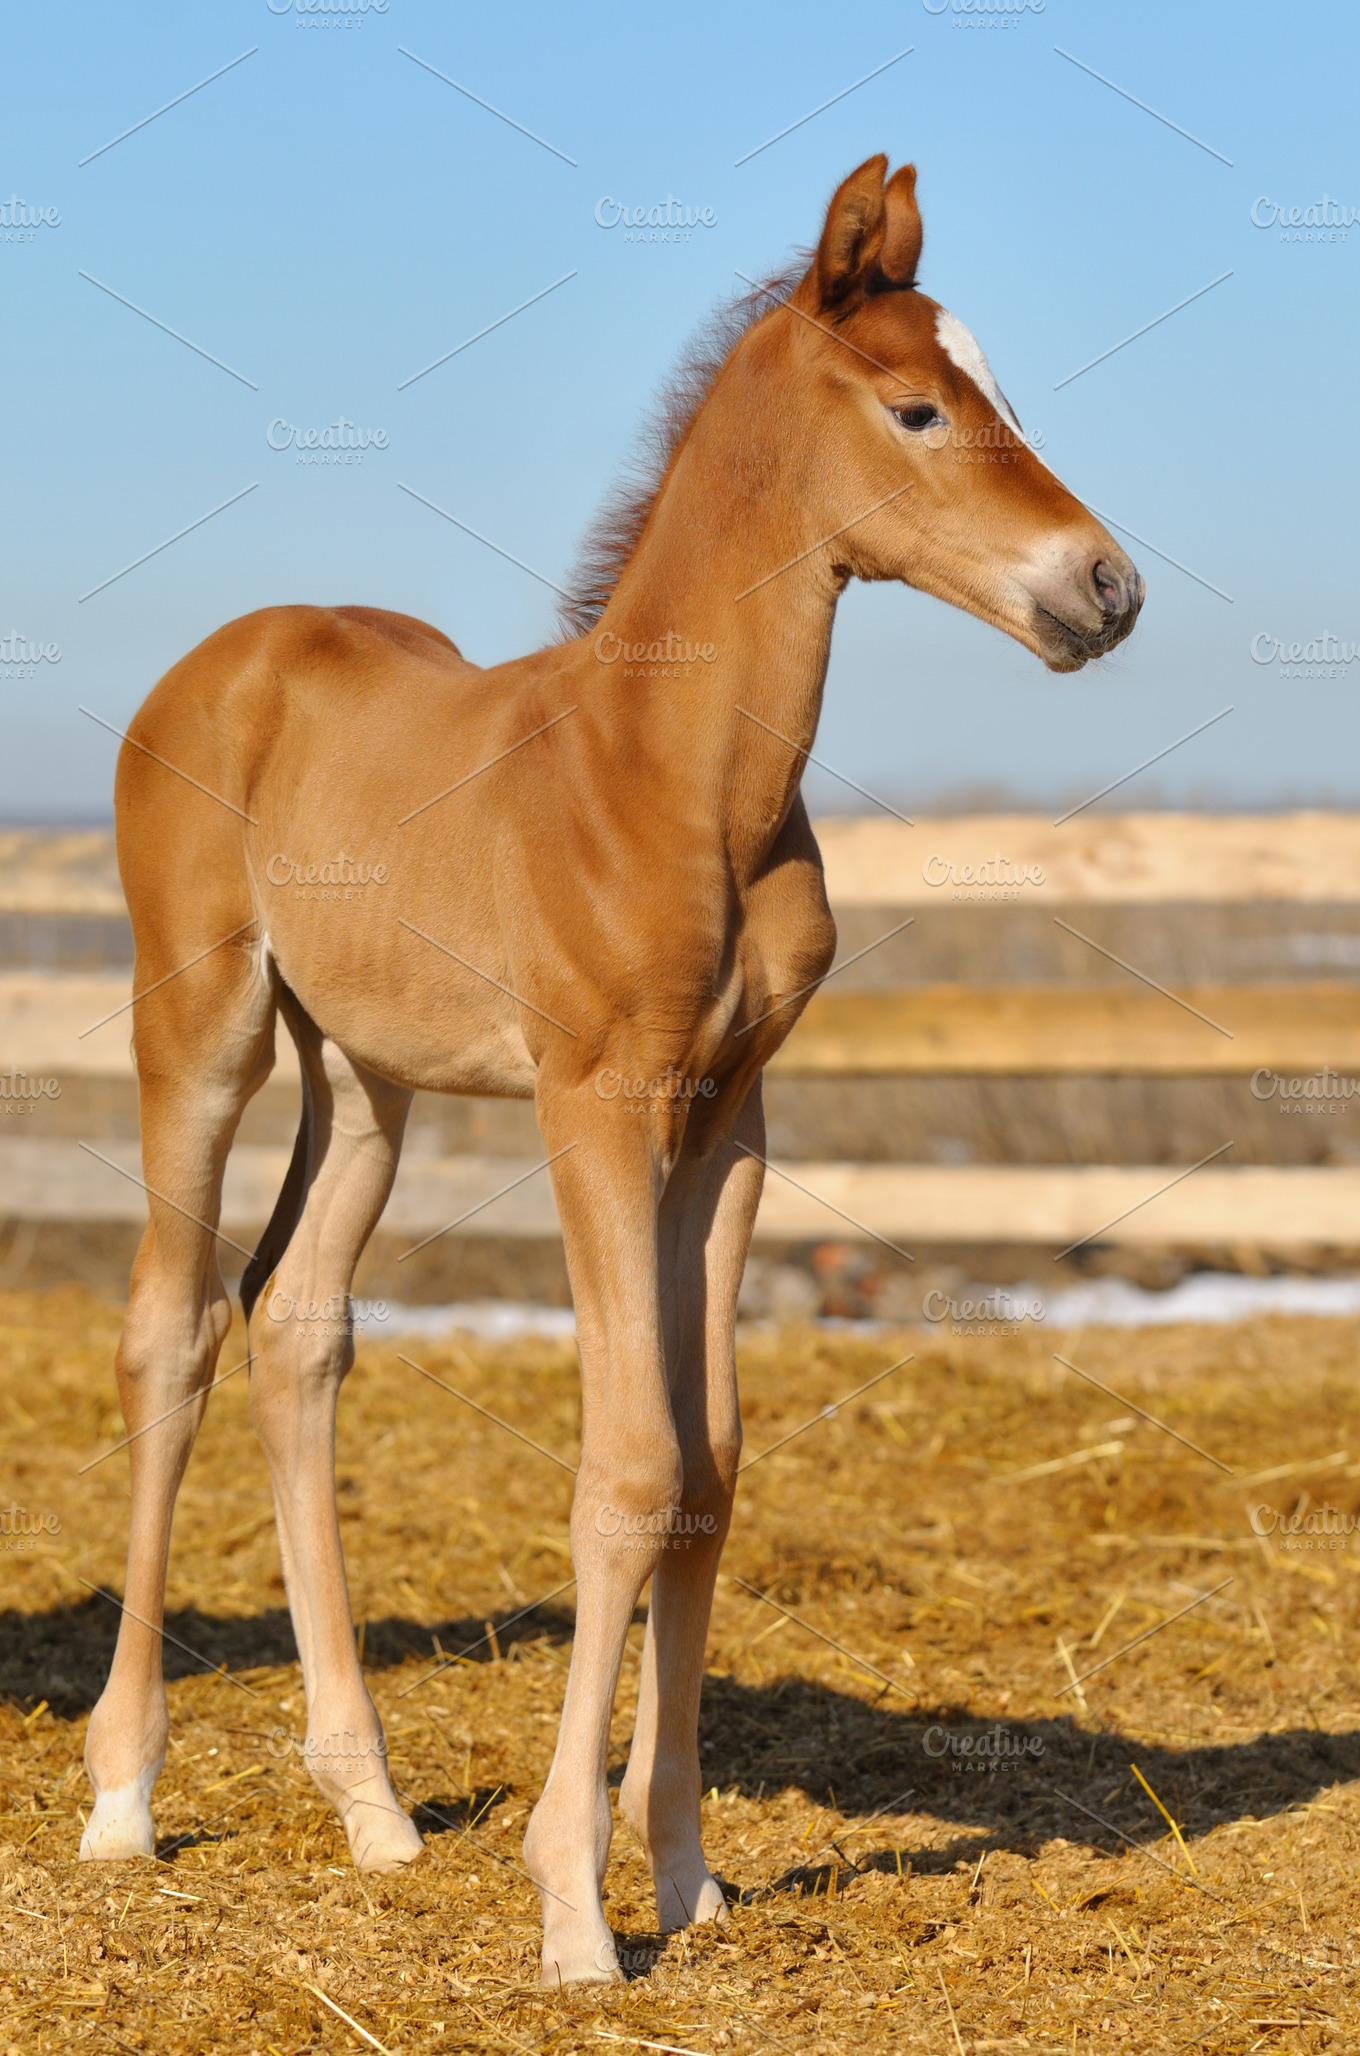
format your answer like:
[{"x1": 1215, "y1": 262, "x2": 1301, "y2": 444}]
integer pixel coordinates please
[{"x1": 934, "y1": 307, "x2": 1023, "y2": 433}]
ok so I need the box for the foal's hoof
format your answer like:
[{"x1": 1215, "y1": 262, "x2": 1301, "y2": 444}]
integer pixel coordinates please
[
  {"x1": 79, "y1": 1781, "x2": 156, "y2": 1862},
  {"x1": 657, "y1": 1866, "x2": 729, "y2": 1934},
  {"x1": 539, "y1": 1937, "x2": 625, "y2": 1987},
  {"x1": 338, "y1": 1789, "x2": 425, "y2": 1874}
]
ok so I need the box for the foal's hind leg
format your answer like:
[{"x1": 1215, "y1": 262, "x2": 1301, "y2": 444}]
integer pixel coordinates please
[
  {"x1": 618, "y1": 1086, "x2": 762, "y2": 1932},
  {"x1": 82, "y1": 956, "x2": 274, "y2": 1860},
  {"x1": 246, "y1": 1005, "x2": 420, "y2": 1873}
]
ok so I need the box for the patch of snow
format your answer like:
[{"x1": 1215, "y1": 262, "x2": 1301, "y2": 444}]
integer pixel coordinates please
[
  {"x1": 1043, "y1": 1271, "x2": 1360, "y2": 1328},
  {"x1": 354, "y1": 1273, "x2": 1360, "y2": 1345},
  {"x1": 354, "y1": 1300, "x2": 577, "y2": 1342}
]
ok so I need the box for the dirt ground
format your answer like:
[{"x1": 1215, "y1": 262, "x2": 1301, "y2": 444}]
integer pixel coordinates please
[{"x1": 4, "y1": 1289, "x2": 1360, "y2": 2052}]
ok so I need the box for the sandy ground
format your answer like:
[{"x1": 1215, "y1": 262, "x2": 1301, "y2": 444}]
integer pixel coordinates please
[{"x1": 4, "y1": 1292, "x2": 1360, "y2": 2051}]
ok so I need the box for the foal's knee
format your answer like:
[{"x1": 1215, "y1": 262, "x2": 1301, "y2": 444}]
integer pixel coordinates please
[
  {"x1": 676, "y1": 1427, "x2": 742, "y2": 1527},
  {"x1": 575, "y1": 1433, "x2": 684, "y2": 1562},
  {"x1": 252, "y1": 1289, "x2": 355, "y2": 1382},
  {"x1": 247, "y1": 1299, "x2": 355, "y2": 1459},
  {"x1": 114, "y1": 1256, "x2": 229, "y2": 1408}
]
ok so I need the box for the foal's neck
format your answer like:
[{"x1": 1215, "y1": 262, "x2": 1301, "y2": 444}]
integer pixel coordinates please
[{"x1": 586, "y1": 330, "x2": 841, "y2": 881}]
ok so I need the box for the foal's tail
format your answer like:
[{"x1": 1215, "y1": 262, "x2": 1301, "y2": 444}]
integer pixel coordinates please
[{"x1": 240, "y1": 985, "x2": 314, "y2": 1324}]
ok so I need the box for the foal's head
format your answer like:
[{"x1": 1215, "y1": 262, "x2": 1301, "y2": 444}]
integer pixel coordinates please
[{"x1": 772, "y1": 153, "x2": 1143, "y2": 671}]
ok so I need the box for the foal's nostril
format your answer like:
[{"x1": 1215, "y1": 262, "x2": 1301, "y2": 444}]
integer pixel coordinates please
[{"x1": 1092, "y1": 558, "x2": 1125, "y2": 617}]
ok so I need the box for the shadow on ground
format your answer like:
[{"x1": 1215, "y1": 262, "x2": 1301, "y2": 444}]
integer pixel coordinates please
[
  {"x1": 7, "y1": 1599, "x2": 1359, "y2": 1869},
  {"x1": 0, "y1": 1594, "x2": 580, "y2": 1719},
  {"x1": 693, "y1": 1671, "x2": 1360, "y2": 1868}
]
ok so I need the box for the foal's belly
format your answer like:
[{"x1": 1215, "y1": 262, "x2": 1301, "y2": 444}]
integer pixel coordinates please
[
  {"x1": 295, "y1": 990, "x2": 538, "y2": 1100},
  {"x1": 264, "y1": 913, "x2": 541, "y2": 1101}
]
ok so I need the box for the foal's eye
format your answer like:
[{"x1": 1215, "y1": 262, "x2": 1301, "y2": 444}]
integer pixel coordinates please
[{"x1": 894, "y1": 403, "x2": 941, "y2": 432}]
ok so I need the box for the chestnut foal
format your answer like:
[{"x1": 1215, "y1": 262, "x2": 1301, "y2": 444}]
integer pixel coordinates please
[{"x1": 80, "y1": 155, "x2": 1141, "y2": 1980}]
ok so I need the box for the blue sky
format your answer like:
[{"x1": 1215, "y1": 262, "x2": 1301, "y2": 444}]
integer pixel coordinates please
[{"x1": 4, "y1": 0, "x2": 1358, "y2": 819}]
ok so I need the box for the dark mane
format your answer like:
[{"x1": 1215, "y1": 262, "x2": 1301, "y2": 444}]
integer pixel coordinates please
[{"x1": 555, "y1": 256, "x2": 810, "y2": 641}]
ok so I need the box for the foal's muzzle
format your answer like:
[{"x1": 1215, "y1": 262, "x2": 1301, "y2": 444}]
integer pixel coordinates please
[{"x1": 1031, "y1": 540, "x2": 1144, "y2": 671}]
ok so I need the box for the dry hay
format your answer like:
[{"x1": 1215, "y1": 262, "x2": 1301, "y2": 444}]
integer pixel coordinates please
[{"x1": 4, "y1": 1288, "x2": 1360, "y2": 2052}]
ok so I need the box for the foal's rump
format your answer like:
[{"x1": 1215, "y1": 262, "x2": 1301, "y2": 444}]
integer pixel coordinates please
[
  {"x1": 113, "y1": 603, "x2": 546, "y2": 1310},
  {"x1": 115, "y1": 600, "x2": 504, "y2": 1036},
  {"x1": 115, "y1": 603, "x2": 476, "y2": 917}
]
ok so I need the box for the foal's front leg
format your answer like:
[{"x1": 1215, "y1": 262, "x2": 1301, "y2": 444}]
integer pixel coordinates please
[
  {"x1": 619, "y1": 1089, "x2": 762, "y2": 1932},
  {"x1": 523, "y1": 1098, "x2": 682, "y2": 1984}
]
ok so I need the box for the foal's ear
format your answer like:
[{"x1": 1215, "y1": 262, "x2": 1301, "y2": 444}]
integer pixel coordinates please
[
  {"x1": 874, "y1": 163, "x2": 922, "y2": 289},
  {"x1": 810, "y1": 154, "x2": 889, "y2": 308}
]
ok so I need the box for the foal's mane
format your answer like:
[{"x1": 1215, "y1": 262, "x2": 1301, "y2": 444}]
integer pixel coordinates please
[{"x1": 555, "y1": 256, "x2": 809, "y2": 641}]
